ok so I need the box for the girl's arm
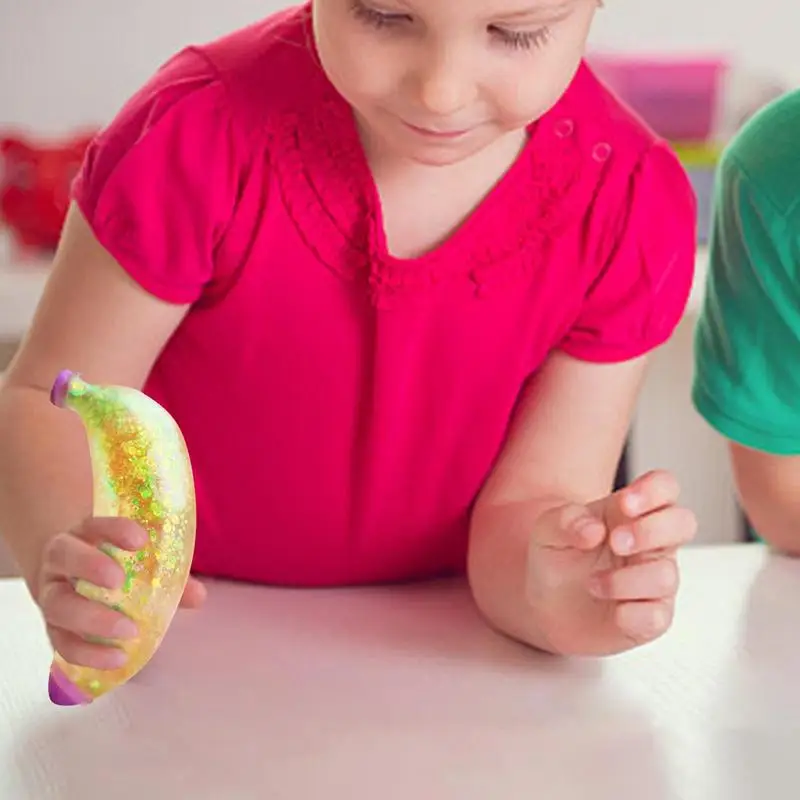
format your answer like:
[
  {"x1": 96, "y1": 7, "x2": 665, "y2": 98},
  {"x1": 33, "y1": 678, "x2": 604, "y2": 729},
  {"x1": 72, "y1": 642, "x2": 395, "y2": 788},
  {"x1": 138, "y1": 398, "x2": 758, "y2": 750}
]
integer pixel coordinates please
[
  {"x1": 0, "y1": 47, "x2": 245, "y2": 600},
  {"x1": 0, "y1": 204, "x2": 188, "y2": 596},
  {"x1": 467, "y1": 350, "x2": 647, "y2": 650},
  {"x1": 467, "y1": 137, "x2": 698, "y2": 653}
]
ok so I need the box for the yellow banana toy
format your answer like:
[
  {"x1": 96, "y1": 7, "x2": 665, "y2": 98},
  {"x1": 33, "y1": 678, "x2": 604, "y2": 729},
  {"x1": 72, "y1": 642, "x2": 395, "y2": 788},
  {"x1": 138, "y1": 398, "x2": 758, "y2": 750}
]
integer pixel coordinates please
[{"x1": 47, "y1": 370, "x2": 196, "y2": 706}]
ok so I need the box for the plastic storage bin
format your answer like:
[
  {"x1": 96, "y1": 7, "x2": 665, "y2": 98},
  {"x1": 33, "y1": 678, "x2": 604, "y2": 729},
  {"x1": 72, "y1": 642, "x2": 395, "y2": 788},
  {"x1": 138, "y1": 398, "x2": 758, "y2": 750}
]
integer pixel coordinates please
[
  {"x1": 587, "y1": 55, "x2": 729, "y2": 142},
  {"x1": 673, "y1": 143, "x2": 721, "y2": 245}
]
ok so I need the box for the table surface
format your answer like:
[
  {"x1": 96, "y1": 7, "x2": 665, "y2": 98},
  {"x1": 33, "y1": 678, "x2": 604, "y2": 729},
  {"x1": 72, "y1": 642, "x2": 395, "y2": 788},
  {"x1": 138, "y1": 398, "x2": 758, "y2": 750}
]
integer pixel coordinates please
[{"x1": 1, "y1": 543, "x2": 797, "y2": 799}]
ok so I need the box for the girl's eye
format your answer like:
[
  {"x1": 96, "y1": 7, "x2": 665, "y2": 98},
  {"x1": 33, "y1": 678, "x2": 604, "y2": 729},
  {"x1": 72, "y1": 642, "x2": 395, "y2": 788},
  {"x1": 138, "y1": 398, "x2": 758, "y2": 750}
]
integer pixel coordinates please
[
  {"x1": 490, "y1": 26, "x2": 552, "y2": 51},
  {"x1": 350, "y1": 2, "x2": 552, "y2": 52},
  {"x1": 351, "y1": 1, "x2": 411, "y2": 29}
]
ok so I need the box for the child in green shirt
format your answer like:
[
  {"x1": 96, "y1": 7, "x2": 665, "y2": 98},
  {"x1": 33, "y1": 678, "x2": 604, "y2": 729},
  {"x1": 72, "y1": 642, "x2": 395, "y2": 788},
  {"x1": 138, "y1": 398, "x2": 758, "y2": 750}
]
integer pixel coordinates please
[{"x1": 693, "y1": 89, "x2": 800, "y2": 552}]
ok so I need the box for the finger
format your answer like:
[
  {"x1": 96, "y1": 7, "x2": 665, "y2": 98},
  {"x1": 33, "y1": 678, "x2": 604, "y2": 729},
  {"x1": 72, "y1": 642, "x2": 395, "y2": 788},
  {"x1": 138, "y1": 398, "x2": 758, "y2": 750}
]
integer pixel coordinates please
[
  {"x1": 39, "y1": 581, "x2": 139, "y2": 641},
  {"x1": 75, "y1": 517, "x2": 150, "y2": 550},
  {"x1": 536, "y1": 504, "x2": 606, "y2": 550},
  {"x1": 609, "y1": 506, "x2": 697, "y2": 557},
  {"x1": 626, "y1": 546, "x2": 678, "y2": 565},
  {"x1": 179, "y1": 578, "x2": 207, "y2": 609},
  {"x1": 589, "y1": 557, "x2": 679, "y2": 601},
  {"x1": 41, "y1": 533, "x2": 126, "y2": 589},
  {"x1": 615, "y1": 470, "x2": 681, "y2": 519},
  {"x1": 614, "y1": 599, "x2": 674, "y2": 644},
  {"x1": 48, "y1": 625, "x2": 129, "y2": 671}
]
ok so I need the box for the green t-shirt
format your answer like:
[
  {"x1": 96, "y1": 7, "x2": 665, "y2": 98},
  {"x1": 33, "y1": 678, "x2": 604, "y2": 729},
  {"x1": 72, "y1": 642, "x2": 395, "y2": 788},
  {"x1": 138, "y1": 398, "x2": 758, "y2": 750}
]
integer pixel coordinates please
[{"x1": 693, "y1": 89, "x2": 800, "y2": 455}]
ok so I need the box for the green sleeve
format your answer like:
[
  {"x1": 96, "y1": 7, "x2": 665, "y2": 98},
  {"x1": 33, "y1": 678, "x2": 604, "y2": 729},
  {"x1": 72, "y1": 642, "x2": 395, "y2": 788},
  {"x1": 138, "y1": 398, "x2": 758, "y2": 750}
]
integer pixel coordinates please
[{"x1": 692, "y1": 153, "x2": 800, "y2": 455}]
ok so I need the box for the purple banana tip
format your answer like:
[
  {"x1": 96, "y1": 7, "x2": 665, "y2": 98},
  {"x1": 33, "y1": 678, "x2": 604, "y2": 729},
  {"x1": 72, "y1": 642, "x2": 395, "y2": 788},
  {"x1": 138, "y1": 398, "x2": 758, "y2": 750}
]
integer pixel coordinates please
[
  {"x1": 50, "y1": 370, "x2": 74, "y2": 408},
  {"x1": 48, "y1": 668, "x2": 90, "y2": 706}
]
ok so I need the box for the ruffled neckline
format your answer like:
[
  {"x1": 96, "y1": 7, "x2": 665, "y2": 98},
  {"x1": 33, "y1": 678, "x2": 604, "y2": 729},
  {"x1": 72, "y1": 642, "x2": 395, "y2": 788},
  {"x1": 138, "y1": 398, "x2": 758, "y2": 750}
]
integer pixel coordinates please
[{"x1": 269, "y1": 50, "x2": 587, "y2": 308}]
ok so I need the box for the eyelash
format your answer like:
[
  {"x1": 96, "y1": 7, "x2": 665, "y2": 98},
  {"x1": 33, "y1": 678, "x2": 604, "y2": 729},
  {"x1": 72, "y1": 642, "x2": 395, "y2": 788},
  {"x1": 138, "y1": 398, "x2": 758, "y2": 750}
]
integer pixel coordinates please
[
  {"x1": 350, "y1": 2, "x2": 553, "y2": 51},
  {"x1": 496, "y1": 27, "x2": 551, "y2": 51}
]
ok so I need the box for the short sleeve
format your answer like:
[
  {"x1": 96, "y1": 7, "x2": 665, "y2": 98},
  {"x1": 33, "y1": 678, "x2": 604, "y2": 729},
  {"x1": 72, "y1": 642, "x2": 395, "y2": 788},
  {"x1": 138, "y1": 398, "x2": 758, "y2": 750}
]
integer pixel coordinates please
[
  {"x1": 560, "y1": 142, "x2": 697, "y2": 362},
  {"x1": 72, "y1": 48, "x2": 244, "y2": 304},
  {"x1": 692, "y1": 153, "x2": 800, "y2": 455}
]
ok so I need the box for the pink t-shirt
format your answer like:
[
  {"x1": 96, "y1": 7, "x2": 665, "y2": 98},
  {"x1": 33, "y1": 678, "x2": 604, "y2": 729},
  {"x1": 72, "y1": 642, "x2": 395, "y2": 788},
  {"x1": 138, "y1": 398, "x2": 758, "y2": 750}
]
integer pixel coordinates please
[{"x1": 72, "y1": 5, "x2": 696, "y2": 587}]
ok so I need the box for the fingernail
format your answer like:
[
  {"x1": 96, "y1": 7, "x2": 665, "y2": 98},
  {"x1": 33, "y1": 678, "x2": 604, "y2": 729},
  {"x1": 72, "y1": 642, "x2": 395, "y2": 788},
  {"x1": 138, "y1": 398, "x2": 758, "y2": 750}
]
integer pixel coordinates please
[
  {"x1": 124, "y1": 537, "x2": 144, "y2": 551},
  {"x1": 100, "y1": 567, "x2": 125, "y2": 591},
  {"x1": 625, "y1": 493, "x2": 641, "y2": 515},
  {"x1": 573, "y1": 517, "x2": 590, "y2": 533},
  {"x1": 574, "y1": 516, "x2": 600, "y2": 534},
  {"x1": 108, "y1": 647, "x2": 129, "y2": 668},
  {"x1": 571, "y1": 518, "x2": 601, "y2": 548},
  {"x1": 619, "y1": 604, "x2": 668, "y2": 638},
  {"x1": 130, "y1": 531, "x2": 149, "y2": 548},
  {"x1": 113, "y1": 617, "x2": 138, "y2": 640},
  {"x1": 611, "y1": 528, "x2": 635, "y2": 555}
]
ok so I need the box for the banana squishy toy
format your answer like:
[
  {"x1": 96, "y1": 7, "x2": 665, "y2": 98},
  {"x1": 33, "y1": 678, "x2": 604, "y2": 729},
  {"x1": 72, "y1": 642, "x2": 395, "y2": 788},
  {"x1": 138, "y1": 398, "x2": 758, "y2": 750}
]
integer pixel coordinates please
[{"x1": 47, "y1": 370, "x2": 196, "y2": 706}]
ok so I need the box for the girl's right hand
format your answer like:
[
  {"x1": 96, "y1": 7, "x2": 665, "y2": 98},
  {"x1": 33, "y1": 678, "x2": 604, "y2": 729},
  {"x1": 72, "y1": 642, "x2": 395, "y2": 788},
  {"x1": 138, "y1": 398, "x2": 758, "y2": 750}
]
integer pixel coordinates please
[{"x1": 36, "y1": 517, "x2": 206, "y2": 670}]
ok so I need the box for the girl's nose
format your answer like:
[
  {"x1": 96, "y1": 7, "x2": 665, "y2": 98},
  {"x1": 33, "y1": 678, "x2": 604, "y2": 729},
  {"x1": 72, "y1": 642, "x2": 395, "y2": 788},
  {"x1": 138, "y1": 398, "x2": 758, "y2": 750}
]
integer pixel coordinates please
[{"x1": 416, "y1": 46, "x2": 477, "y2": 118}]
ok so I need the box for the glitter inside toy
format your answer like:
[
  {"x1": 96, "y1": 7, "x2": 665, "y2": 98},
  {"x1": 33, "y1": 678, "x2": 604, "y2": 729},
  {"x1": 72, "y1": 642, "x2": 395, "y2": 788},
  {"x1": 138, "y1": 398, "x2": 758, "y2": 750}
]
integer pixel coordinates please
[{"x1": 47, "y1": 370, "x2": 196, "y2": 705}]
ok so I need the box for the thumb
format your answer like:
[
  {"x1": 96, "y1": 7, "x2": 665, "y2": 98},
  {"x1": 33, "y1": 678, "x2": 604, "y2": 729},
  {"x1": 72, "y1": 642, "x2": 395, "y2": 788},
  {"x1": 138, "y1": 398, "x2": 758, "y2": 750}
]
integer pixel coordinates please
[
  {"x1": 534, "y1": 502, "x2": 607, "y2": 550},
  {"x1": 586, "y1": 490, "x2": 630, "y2": 534},
  {"x1": 179, "y1": 577, "x2": 207, "y2": 609}
]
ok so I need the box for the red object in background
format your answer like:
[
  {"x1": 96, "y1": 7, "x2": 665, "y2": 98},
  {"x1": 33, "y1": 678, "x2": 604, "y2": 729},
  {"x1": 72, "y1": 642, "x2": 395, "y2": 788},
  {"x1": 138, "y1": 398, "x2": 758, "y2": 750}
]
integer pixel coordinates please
[{"x1": 0, "y1": 131, "x2": 97, "y2": 258}]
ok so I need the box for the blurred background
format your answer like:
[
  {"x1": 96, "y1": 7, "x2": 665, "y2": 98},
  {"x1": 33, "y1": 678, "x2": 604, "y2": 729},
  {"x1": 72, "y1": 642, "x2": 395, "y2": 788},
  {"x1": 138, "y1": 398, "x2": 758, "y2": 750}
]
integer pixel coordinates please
[{"x1": 1, "y1": 0, "x2": 795, "y2": 573}]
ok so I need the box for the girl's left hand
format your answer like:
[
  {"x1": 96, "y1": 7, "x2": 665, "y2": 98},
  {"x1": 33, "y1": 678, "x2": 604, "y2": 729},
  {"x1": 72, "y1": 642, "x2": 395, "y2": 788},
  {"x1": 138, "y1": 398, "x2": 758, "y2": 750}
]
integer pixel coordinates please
[{"x1": 526, "y1": 470, "x2": 698, "y2": 656}]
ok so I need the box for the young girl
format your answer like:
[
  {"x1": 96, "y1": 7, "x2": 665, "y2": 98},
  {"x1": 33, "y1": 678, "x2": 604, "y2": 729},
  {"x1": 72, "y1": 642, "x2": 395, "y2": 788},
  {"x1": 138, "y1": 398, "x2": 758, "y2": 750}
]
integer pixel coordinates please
[{"x1": 0, "y1": 0, "x2": 698, "y2": 696}]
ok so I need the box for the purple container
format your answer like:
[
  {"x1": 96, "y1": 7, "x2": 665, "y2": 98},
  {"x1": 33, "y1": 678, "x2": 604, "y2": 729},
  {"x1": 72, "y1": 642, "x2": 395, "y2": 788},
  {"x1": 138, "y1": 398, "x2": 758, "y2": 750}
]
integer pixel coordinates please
[{"x1": 588, "y1": 55, "x2": 729, "y2": 142}]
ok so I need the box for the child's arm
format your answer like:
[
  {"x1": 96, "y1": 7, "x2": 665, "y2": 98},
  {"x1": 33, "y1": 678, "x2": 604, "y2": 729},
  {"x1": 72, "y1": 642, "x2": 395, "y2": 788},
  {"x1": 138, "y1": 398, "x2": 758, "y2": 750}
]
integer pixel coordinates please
[
  {"x1": 726, "y1": 446, "x2": 800, "y2": 553},
  {"x1": 0, "y1": 204, "x2": 188, "y2": 596},
  {"x1": 0, "y1": 48, "x2": 240, "y2": 602},
  {"x1": 692, "y1": 108, "x2": 800, "y2": 554},
  {"x1": 467, "y1": 350, "x2": 646, "y2": 652},
  {"x1": 469, "y1": 139, "x2": 698, "y2": 655}
]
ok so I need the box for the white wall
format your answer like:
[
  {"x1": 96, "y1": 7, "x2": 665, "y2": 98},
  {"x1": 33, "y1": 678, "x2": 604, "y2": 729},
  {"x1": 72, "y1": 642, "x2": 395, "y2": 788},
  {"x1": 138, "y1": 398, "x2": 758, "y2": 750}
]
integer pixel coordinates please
[
  {"x1": 590, "y1": 2, "x2": 800, "y2": 80},
  {"x1": 2, "y1": 0, "x2": 799, "y2": 133},
  {"x1": 631, "y1": 318, "x2": 741, "y2": 546}
]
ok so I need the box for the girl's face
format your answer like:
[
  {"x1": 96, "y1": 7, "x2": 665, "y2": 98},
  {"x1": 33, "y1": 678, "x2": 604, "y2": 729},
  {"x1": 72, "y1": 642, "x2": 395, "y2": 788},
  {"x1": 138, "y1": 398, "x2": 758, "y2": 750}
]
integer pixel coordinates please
[{"x1": 312, "y1": 0, "x2": 598, "y2": 166}]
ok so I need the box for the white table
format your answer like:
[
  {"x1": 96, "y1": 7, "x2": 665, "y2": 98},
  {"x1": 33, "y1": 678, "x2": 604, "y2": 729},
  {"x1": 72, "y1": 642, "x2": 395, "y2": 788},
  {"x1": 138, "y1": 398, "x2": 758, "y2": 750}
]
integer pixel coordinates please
[{"x1": 1, "y1": 543, "x2": 797, "y2": 799}]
